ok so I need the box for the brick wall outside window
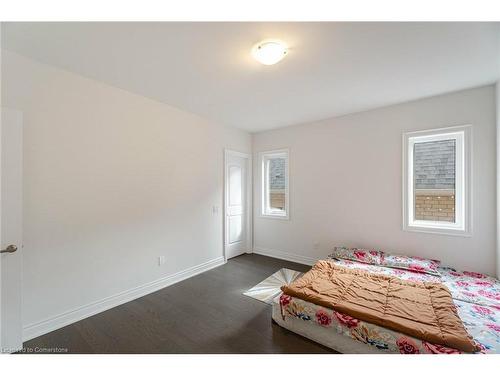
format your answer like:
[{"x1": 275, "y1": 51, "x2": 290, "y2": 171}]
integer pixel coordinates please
[
  {"x1": 415, "y1": 191, "x2": 455, "y2": 222},
  {"x1": 270, "y1": 191, "x2": 285, "y2": 210}
]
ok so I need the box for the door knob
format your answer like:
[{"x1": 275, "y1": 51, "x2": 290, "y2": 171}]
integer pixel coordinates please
[{"x1": 0, "y1": 245, "x2": 17, "y2": 254}]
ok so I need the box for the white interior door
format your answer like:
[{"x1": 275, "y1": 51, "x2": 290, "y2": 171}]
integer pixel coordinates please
[
  {"x1": 224, "y1": 151, "x2": 250, "y2": 259},
  {"x1": 0, "y1": 108, "x2": 23, "y2": 353}
]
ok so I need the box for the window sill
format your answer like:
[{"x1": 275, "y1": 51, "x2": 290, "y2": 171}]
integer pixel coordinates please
[
  {"x1": 260, "y1": 214, "x2": 290, "y2": 221},
  {"x1": 403, "y1": 225, "x2": 472, "y2": 237}
]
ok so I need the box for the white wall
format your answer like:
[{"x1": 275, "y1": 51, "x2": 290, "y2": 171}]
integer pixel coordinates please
[
  {"x1": 253, "y1": 86, "x2": 497, "y2": 276},
  {"x1": 1, "y1": 51, "x2": 251, "y2": 337}
]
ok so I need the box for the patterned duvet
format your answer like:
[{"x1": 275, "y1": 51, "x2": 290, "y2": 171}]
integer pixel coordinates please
[{"x1": 279, "y1": 258, "x2": 500, "y2": 354}]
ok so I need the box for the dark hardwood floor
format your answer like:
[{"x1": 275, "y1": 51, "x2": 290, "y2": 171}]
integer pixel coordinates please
[{"x1": 23, "y1": 254, "x2": 335, "y2": 353}]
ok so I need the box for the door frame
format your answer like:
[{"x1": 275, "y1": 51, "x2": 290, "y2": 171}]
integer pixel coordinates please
[
  {"x1": 223, "y1": 149, "x2": 252, "y2": 262},
  {"x1": 0, "y1": 107, "x2": 3, "y2": 351}
]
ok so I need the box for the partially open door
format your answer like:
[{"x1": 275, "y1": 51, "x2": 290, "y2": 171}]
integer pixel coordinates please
[
  {"x1": 0, "y1": 108, "x2": 23, "y2": 353},
  {"x1": 224, "y1": 150, "x2": 251, "y2": 260}
]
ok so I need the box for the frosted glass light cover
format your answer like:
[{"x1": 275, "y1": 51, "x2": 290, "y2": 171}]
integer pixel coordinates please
[{"x1": 251, "y1": 40, "x2": 288, "y2": 65}]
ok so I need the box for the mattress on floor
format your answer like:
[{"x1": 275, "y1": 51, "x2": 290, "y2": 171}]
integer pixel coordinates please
[
  {"x1": 272, "y1": 296, "x2": 386, "y2": 354},
  {"x1": 273, "y1": 258, "x2": 500, "y2": 354}
]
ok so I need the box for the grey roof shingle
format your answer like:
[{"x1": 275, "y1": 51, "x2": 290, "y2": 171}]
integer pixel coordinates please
[
  {"x1": 269, "y1": 158, "x2": 286, "y2": 190},
  {"x1": 414, "y1": 139, "x2": 455, "y2": 189}
]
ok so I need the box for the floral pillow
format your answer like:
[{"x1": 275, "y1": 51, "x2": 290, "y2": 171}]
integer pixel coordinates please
[
  {"x1": 381, "y1": 254, "x2": 441, "y2": 276},
  {"x1": 329, "y1": 247, "x2": 441, "y2": 276},
  {"x1": 328, "y1": 246, "x2": 384, "y2": 265}
]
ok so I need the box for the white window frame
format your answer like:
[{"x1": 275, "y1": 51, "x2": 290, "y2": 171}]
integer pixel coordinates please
[
  {"x1": 402, "y1": 125, "x2": 472, "y2": 236},
  {"x1": 260, "y1": 149, "x2": 289, "y2": 220}
]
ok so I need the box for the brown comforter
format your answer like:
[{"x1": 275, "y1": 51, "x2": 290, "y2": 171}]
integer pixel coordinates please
[{"x1": 281, "y1": 260, "x2": 479, "y2": 352}]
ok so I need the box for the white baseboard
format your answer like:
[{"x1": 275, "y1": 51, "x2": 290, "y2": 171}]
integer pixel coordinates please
[
  {"x1": 253, "y1": 246, "x2": 317, "y2": 266},
  {"x1": 23, "y1": 256, "x2": 226, "y2": 342}
]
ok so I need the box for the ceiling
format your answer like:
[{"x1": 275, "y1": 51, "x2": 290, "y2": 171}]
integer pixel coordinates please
[{"x1": 2, "y1": 22, "x2": 499, "y2": 132}]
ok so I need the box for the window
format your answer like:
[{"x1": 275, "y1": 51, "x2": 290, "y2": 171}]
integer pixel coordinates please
[
  {"x1": 261, "y1": 149, "x2": 289, "y2": 219},
  {"x1": 403, "y1": 125, "x2": 471, "y2": 235}
]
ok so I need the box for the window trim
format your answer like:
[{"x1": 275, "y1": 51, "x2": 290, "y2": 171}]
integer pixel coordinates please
[
  {"x1": 260, "y1": 149, "x2": 289, "y2": 220},
  {"x1": 402, "y1": 125, "x2": 472, "y2": 236}
]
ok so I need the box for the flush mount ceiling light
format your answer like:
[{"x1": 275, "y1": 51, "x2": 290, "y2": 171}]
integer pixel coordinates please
[{"x1": 251, "y1": 40, "x2": 288, "y2": 65}]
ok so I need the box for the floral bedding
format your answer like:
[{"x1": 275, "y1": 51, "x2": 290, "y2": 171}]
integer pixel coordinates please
[
  {"x1": 328, "y1": 247, "x2": 441, "y2": 275},
  {"x1": 329, "y1": 246, "x2": 384, "y2": 265},
  {"x1": 279, "y1": 258, "x2": 500, "y2": 354},
  {"x1": 380, "y1": 253, "x2": 441, "y2": 276}
]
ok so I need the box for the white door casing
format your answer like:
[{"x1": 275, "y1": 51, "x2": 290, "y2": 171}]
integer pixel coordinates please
[
  {"x1": 224, "y1": 150, "x2": 251, "y2": 260},
  {"x1": 0, "y1": 108, "x2": 23, "y2": 353}
]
